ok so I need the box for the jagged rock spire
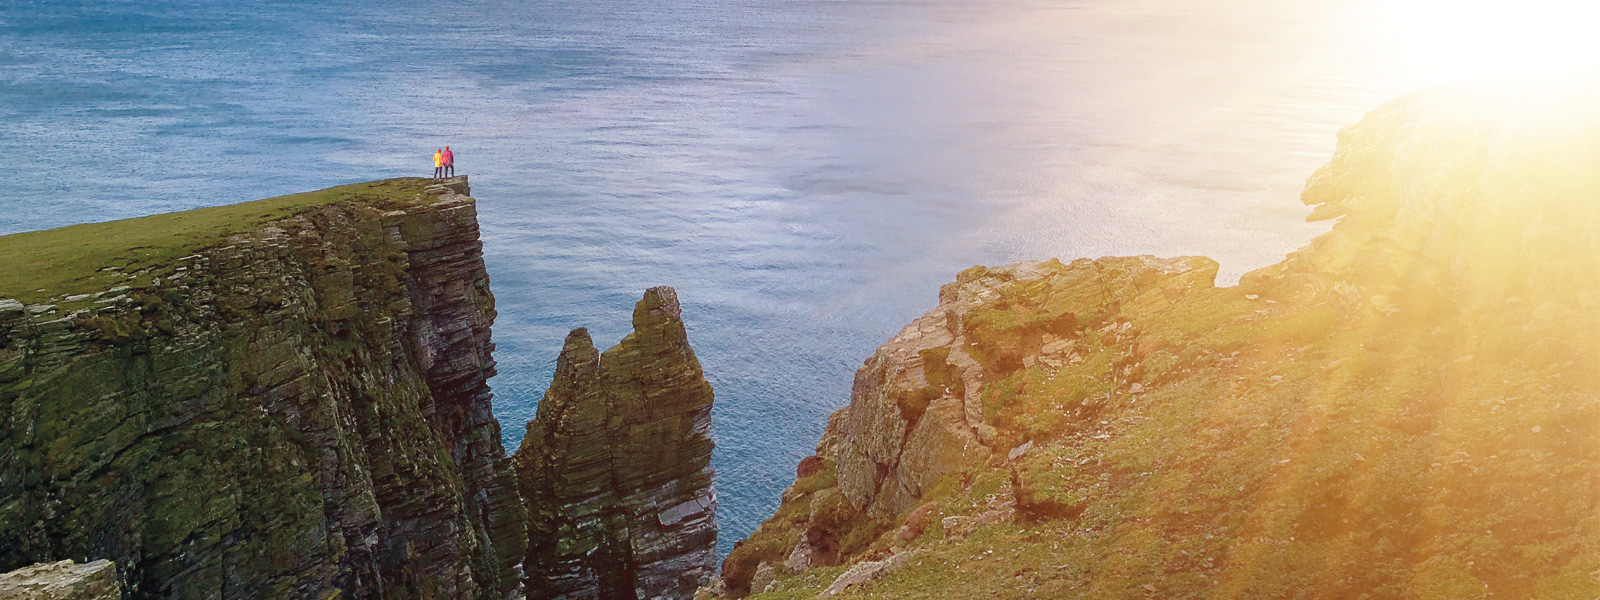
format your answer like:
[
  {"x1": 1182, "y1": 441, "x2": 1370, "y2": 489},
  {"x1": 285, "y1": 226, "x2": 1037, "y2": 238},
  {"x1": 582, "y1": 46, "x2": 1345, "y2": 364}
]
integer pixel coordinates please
[{"x1": 514, "y1": 287, "x2": 717, "y2": 600}]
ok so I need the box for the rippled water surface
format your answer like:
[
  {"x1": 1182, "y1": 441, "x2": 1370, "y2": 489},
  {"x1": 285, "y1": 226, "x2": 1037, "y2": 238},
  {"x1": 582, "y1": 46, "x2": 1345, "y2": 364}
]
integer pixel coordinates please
[{"x1": 1, "y1": 0, "x2": 1436, "y2": 552}]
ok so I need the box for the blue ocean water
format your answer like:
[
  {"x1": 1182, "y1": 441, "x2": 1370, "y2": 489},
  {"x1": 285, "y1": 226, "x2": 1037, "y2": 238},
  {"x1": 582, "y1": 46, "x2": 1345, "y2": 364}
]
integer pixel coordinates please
[{"x1": 0, "y1": 0, "x2": 1427, "y2": 554}]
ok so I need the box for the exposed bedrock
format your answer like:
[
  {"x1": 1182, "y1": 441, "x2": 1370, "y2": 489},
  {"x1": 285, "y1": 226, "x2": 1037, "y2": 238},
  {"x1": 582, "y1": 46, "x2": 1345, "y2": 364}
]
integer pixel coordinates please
[
  {"x1": 0, "y1": 178, "x2": 525, "y2": 600},
  {"x1": 0, "y1": 177, "x2": 726, "y2": 600},
  {"x1": 513, "y1": 287, "x2": 718, "y2": 600},
  {"x1": 0, "y1": 559, "x2": 123, "y2": 600}
]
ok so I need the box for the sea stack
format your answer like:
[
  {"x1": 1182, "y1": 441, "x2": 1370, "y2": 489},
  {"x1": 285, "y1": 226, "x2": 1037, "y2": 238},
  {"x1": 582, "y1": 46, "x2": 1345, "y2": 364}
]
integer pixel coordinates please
[{"x1": 514, "y1": 287, "x2": 718, "y2": 600}]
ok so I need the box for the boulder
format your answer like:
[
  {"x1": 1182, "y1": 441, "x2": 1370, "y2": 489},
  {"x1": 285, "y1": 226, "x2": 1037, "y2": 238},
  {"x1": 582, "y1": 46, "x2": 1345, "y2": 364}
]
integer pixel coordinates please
[{"x1": 0, "y1": 560, "x2": 120, "y2": 600}]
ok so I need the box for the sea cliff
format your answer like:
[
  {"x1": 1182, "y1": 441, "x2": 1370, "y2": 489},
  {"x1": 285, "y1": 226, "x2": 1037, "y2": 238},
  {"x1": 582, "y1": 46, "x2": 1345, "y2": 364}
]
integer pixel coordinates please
[
  {"x1": 0, "y1": 177, "x2": 720, "y2": 600},
  {"x1": 9, "y1": 82, "x2": 1597, "y2": 600},
  {"x1": 721, "y1": 84, "x2": 1600, "y2": 599},
  {"x1": 0, "y1": 178, "x2": 525, "y2": 599}
]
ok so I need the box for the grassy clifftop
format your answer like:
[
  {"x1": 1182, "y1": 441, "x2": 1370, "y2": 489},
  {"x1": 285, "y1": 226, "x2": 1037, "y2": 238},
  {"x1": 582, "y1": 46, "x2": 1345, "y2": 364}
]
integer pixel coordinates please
[
  {"x1": 0, "y1": 178, "x2": 444, "y2": 304},
  {"x1": 0, "y1": 176, "x2": 522, "y2": 599},
  {"x1": 721, "y1": 83, "x2": 1600, "y2": 600}
]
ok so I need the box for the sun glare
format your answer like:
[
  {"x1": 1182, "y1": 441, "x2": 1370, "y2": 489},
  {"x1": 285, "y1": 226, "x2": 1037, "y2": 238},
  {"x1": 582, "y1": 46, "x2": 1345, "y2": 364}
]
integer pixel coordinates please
[{"x1": 1378, "y1": 0, "x2": 1600, "y2": 85}]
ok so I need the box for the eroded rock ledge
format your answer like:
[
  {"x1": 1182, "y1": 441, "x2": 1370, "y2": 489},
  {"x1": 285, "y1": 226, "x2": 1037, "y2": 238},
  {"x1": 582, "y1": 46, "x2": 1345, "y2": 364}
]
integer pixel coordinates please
[{"x1": 0, "y1": 559, "x2": 122, "y2": 600}]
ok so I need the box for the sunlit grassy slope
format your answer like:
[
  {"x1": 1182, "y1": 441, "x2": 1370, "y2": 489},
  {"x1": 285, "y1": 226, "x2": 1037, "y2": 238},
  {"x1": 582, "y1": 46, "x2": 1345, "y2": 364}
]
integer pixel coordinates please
[
  {"x1": 0, "y1": 178, "x2": 437, "y2": 304},
  {"x1": 727, "y1": 83, "x2": 1600, "y2": 599}
]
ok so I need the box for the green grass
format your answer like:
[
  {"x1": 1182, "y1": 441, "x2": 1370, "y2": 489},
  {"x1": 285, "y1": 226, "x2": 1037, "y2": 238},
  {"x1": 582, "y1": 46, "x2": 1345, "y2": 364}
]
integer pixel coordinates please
[
  {"x1": 730, "y1": 88, "x2": 1600, "y2": 600},
  {"x1": 0, "y1": 178, "x2": 439, "y2": 304},
  {"x1": 736, "y1": 253, "x2": 1600, "y2": 600}
]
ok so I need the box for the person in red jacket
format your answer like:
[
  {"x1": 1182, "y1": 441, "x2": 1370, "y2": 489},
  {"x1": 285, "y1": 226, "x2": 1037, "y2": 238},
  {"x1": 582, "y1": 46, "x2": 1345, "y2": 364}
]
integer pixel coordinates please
[{"x1": 443, "y1": 146, "x2": 455, "y2": 178}]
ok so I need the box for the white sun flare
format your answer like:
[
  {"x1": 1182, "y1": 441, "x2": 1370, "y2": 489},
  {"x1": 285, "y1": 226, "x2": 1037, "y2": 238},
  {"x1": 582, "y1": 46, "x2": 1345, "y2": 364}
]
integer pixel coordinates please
[{"x1": 1378, "y1": 0, "x2": 1600, "y2": 85}]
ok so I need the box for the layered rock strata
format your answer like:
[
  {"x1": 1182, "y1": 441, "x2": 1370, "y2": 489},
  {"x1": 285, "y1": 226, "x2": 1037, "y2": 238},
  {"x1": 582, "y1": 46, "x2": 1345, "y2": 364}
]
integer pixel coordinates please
[
  {"x1": 513, "y1": 287, "x2": 718, "y2": 600},
  {"x1": 0, "y1": 178, "x2": 525, "y2": 599}
]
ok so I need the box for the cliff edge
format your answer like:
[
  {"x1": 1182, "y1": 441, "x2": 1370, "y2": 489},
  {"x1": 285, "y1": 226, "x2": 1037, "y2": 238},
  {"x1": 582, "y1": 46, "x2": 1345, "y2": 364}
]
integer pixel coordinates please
[
  {"x1": 723, "y1": 83, "x2": 1600, "y2": 599},
  {"x1": 0, "y1": 177, "x2": 526, "y2": 599}
]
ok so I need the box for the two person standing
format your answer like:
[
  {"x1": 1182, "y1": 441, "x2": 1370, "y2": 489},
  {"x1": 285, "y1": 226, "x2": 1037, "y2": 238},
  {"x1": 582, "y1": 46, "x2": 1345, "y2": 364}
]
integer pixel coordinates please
[{"x1": 432, "y1": 146, "x2": 455, "y2": 179}]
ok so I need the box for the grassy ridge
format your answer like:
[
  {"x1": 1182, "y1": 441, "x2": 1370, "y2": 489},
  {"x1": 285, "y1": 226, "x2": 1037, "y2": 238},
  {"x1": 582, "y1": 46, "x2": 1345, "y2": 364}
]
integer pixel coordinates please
[
  {"x1": 740, "y1": 260, "x2": 1600, "y2": 600},
  {"x1": 727, "y1": 85, "x2": 1600, "y2": 600},
  {"x1": 0, "y1": 178, "x2": 436, "y2": 304}
]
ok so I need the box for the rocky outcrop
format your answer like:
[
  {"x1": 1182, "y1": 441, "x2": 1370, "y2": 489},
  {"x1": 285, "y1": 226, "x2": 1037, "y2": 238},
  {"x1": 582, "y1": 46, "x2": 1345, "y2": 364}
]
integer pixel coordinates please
[
  {"x1": 830, "y1": 256, "x2": 1217, "y2": 522},
  {"x1": 721, "y1": 255, "x2": 1218, "y2": 595},
  {"x1": 816, "y1": 550, "x2": 920, "y2": 598},
  {"x1": 0, "y1": 560, "x2": 122, "y2": 600},
  {"x1": 725, "y1": 83, "x2": 1600, "y2": 599},
  {"x1": 0, "y1": 177, "x2": 525, "y2": 600},
  {"x1": 513, "y1": 287, "x2": 717, "y2": 600}
]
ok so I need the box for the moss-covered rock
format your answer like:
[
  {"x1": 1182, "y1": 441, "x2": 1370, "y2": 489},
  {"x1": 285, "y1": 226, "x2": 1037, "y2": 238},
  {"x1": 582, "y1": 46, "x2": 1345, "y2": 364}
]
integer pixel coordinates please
[
  {"x1": 0, "y1": 177, "x2": 524, "y2": 600},
  {"x1": 513, "y1": 287, "x2": 719, "y2": 600}
]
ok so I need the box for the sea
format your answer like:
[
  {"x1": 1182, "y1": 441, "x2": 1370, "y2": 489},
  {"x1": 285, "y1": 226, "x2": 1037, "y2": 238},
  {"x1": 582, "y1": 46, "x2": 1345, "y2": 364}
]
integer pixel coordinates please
[{"x1": 0, "y1": 0, "x2": 1448, "y2": 554}]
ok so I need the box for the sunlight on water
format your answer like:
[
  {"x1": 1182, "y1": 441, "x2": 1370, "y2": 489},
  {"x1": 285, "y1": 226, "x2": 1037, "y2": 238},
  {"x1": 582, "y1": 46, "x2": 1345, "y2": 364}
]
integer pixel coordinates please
[{"x1": 0, "y1": 0, "x2": 1556, "y2": 554}]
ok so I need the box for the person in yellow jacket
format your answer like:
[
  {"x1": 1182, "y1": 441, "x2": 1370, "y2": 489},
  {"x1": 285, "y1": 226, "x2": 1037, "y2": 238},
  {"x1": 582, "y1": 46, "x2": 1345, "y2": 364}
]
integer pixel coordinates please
[{"x1": 433, "y1": 149, "x2": 444, "y2": 180}]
